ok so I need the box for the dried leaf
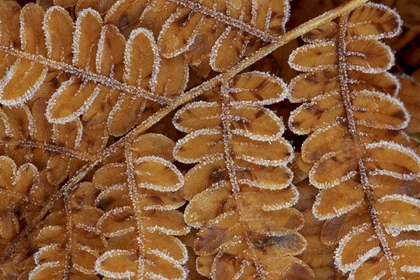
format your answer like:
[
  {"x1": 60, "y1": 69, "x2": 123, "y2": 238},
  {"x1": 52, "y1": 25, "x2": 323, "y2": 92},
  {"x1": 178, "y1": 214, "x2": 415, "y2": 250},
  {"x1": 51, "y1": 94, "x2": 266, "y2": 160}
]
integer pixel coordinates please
[
  {"x1": 0, "y1": 0, "x2": 419, "y2": 279},
  {"x1": 174, "y1": 72, "x2": 311, "y2": 278},
  {"x1": 288, "y1": 2, "x2": 420, "y2": 278}
]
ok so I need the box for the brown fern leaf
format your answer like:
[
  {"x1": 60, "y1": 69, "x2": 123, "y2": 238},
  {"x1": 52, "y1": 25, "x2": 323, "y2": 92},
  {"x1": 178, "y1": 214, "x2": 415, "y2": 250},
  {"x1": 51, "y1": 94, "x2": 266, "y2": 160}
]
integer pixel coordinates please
[
  {"x1": 29, "y1": 182, "x2": 105, "y2": 279},
  {"x1": 294, "y1": 180, "x2": 347, "y2": 280},
  {"x1": 0, "y1": 98, "x2": 98, "y2": 263},
  {"x1": 0, "y1": 157, "x2": 41, "y2": 241},
  {"x1": 0, "y1": 2, "x2": 187, "y2": 137},
  {"x1": 1, "y1": 0, "x2": 403, "y2": 279},
  {"x1": 102, "y1": 0, "x2": 179, "y2": 37},
  {"x1": 173, "y1": 71, "x2": 313, "y2": 279},
  {"x1": 288, "y1": 3, "x2": 420, "y2": 279},
  {"x1": 0, "y1": 31, "x2": 111, "y2": 269},
  {"x1": 398, "y1": 75, "x2": 420, "y2": 135},
  {"x1": 178, "y1": 229, "x2": 209, "y2": 280},
  {"x1": 157, "y1": 0, "x2": 290, "y2": 72},
  {"x1": 77, "y1": 0, "x2": 292, "y2": 74},
  {"x1": 93, "y1": 134, "x2": 189, "y2": 279},
  {"x1": 75, "y1": 0, "x2": 118, "y2": 15}
]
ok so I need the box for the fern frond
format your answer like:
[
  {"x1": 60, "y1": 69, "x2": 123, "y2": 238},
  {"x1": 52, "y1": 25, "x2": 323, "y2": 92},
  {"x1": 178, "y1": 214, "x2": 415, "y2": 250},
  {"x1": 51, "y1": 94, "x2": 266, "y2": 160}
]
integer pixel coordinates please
[
  {"x1": 288, "y1": 3, "x2": 420, "y2": 278},
  {"x1": 158, "y1": 0, "x2": 290, "y2": 72},
  {"x1": 0, "y1": 2, "x2": 188, "y2": 137},
  {"x1": 93, "y1": 134, "x2": 189, "y2": 279},
  {"x1": 174, "y1": 71, "x2": 313, "y2": 279},
  {"x1": 3, "y1": 0, "x2": 418, "y2": 278},
  {"x1": 30, "y1": 182, "x2": 105, "y2": 279},
  {"x1": 89, "y1": 0, "x2": 290, "y2": 72}
]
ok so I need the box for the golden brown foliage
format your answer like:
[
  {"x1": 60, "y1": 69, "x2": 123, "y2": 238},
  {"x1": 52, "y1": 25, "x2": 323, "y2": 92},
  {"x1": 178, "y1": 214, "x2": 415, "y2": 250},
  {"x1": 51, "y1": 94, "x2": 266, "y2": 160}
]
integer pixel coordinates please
[
  {"x1": 288, "y1": 3, "x2": 420, "y2": 279},
  {"x1": 0, "y1": 0, "x2": 419, "y2": 279}
]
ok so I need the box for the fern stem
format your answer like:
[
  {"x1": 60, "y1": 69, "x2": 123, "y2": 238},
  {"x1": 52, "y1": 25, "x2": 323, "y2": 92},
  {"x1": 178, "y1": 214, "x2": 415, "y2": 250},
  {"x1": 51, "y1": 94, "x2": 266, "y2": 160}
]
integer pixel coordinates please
[
  {"x1": 337, "y1": 9, "x2": 398, "y2": 279},
  {"x1": 124, "y1": 142, "x2": 146, "y2": 277},
  {"x1": 63, "y1": 194, "x2": 74, "y2": 280}
]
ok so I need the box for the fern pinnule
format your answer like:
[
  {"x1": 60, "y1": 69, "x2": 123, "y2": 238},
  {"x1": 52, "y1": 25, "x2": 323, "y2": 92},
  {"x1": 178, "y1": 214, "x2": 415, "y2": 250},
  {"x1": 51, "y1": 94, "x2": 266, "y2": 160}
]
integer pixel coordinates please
[
  {"x1": 0, "y1": 157, "x2": 39, "y2": 241},
  {"x1": 0, "y1": 2, "x2": 188, "y2": 138},
  {"x1": 75, "y1": 0, "x2": 118, "y2": 15},
  {"x1": 0, "y1": 115, "x2": 85, "y2": 276},
  {"x1": 100, "y1": 0, "x2": 292, "y2": 74},
  {"x1": 294, "y1": 180, "x2": 346, "y2": 280},
  {"x1": 29, "y1": 182, "x2": 105, "y2": 279},
  {"x1": 398, "y1": 76, "x2": 420, "y2": 135},
  {"x1": 0, "y1": 96, "x2": 100, "y2": 185},
  {"x1": 289, "y1": 3, "x2": 420, "y2": 278},
  {"x1": 93, "y1": 134, "x2": 189, "y2": 279},
  {"x1": 173, "y1": 71, "x2": 313, "y2": 279},
  {"x1": 0, "y1": 1, "x2": 20, "y2": 76},
  {"x1": 0, "y1": 98, "x2": 99, "y2": 267},
  {"x1": 102, "y1": 0, "x2": 178, "y2": 38},
  {"x1": 0, "y1": 3, "x2": 46, "y2": 107},
  {"x1": 177, "y1": 230, "x2": 209, "y2": 280},
  {"x1": 157, "y1": 0, "x2": 290, "y2": 72}
]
